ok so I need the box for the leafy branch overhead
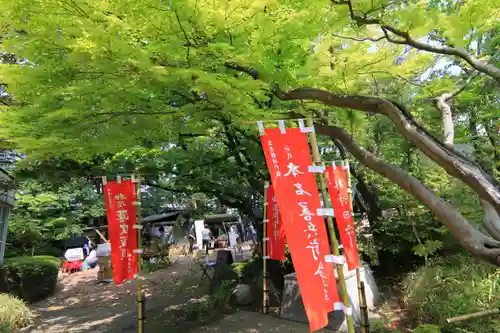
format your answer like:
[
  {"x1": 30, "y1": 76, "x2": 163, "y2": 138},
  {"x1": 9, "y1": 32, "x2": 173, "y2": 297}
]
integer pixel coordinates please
[{"x1": 0, "y1": 0, "x2": 499, "y2": 265}]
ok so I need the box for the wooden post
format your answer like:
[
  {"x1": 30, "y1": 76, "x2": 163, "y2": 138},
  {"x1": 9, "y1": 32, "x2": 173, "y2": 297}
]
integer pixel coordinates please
[
  {"x1": 132, "y1": 174, "x2": 145, "y2": 333},
  {"x1": 306, "y1": 119, "x2": 356, "y2": 333},
  {"x1": 345, "y1": 160, "x2": 369, "y2": 333},
  {"x1": 360, "y1": 282, "x2": 370, "y2": 331},
  {"x1": 262, "y1": 181, "x2": 270, "y2": 314}
]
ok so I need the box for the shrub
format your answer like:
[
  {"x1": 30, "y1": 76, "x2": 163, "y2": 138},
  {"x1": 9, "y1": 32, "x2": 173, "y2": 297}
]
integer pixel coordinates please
[
  {"x1": 0, "y1": 256, "x2": 61, "y2": 302},
  {"x1": 0, "y1": 293, "x2": 33, "y2": 332},
  {"x1": 413, "y1": 324, "x2": 441, "y2": 333},
  {"x1": 402, "y1": 253, "x2": 499, "y2": 333},
  {"x1": 233, "y1": 258, "x2": 262, "y2": 283}
]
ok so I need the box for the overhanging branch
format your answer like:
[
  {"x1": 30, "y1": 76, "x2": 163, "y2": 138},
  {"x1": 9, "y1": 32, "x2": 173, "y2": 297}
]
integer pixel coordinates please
[
  {"x1": 275, "y1": 86, "x2": 500, "y2": 215},
  {"x1": 332, "y1": 0, "x2": 500, "y2": 82},
  {"x1": 316, "y1": 122, "x2": 500, "y2": 265}
]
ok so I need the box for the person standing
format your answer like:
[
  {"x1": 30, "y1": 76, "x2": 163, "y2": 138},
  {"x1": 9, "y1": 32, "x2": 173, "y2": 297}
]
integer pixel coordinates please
[
  {"x1": 188, "y1": 223, "x2": 196, "y2": 253},
  {"x1": 158, "y1": 226, "x2": 168, "y2": 248},
  {"x1": 201, "y1": 224, "x2": 212, "y2": 255},
  {"x1": 82, "y1": 246, "x2": 98, "y2": 270},
  {"x1": 249, "y1": 223, "x2": 257, "y2": 244},
  {"x1": 228, "y1": 225, "x2": 239, "y2": 248}
]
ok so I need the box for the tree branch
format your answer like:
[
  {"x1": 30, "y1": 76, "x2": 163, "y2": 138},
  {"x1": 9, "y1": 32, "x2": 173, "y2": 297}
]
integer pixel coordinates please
[
  {"x1": 316, "y1": 123, "x2": 500, "y2": 265},
  {"x1": 275, "y1": 87, "x2": 500, "y2": 216},
  {"x1": 144, "y1": 181, "x2": 190, "y2": 194},
  {"x1": 224, "y1": 62, "x2": 260, "y2": 80},
  {"x1": 332, "y1": 0, "x2": 500, "y2": 82},
  {"x1": 433, "y1": 74, "x2": 478, "y2": 147}
]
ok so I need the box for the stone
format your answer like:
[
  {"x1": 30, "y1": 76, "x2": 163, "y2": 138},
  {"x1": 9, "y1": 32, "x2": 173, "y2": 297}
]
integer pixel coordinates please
[
  {"x1": 233, "y1": 284, "x2": 254, "y2": 305},
  {"x1": 280, "y1": 263, "x2": 380, "y2": 332}
]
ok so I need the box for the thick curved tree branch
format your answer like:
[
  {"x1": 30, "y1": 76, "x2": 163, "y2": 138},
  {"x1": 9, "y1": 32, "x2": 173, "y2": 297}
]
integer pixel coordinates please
[
  {"x1": 332, "y1": 0, "x2": 500, "y2": 82},
  {"x1": 315, "y1": 123, "x2": 500, "y2": 265},
  {"x1": 276, "y1": 87, "x2": 500, "y2": 216}
]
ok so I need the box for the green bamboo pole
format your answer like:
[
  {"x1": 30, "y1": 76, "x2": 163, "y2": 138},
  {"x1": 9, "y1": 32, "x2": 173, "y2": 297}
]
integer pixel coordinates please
[
  {"x1": 133, "y1": 174, "x2": 145, "y2": 333},
  {"x1": 306, "y1": 118, "x2": 356, "y2": 333},
  {"x1": 262, "y1": 181, "x2": 270, "y2": 314},
  {"x1": 345, "y1": 160, "x2": 369, "y2": 333}
]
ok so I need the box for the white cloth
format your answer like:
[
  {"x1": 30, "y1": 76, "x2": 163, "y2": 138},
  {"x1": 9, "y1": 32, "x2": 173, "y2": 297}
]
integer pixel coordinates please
[
  {"x1": 64, "y1": 248, "x2": 84, "y2": 261},
  {"x1": 96, "y1": 243, "x2": 111, "y2": 257},
  {"x1": 86, "y1": 250, "x2": 98, "y2": 265}
]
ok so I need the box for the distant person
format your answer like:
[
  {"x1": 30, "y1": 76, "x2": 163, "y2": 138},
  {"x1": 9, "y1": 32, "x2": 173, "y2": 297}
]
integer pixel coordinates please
[
  {"x1": 249, "y1": 223, "x2": 258, "y2": 244},
  {"x1": 83, "y1": 242, "x2": 90, "y2": 257},
  {"x1": 188, "y1": 224, "x2": 196, "y2": 253},
  {"x1": 229, "y1": 226, "x2": 239, "y2": 248},
  {"x1": 158, "y1": 226, "x2": 168, "y2": 248},
  {"x1": 82, "y1": 246, "x2": 98, "y2": 270},
  {"x1": 201, "y1": 224, "x2": 212, "y2": 255}
]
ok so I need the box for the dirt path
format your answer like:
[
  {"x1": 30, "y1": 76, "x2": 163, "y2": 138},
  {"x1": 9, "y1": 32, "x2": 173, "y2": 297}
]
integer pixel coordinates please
[
  {"x1": 198, "y1": 311, "x2": 329, "y2": 333},
  {"x1": 30, "y1": 256, "x2": 210, "y2": 333}
]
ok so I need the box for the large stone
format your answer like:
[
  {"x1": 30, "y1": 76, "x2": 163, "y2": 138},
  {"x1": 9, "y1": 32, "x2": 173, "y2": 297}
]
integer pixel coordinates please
[
  {"x1": 233, "y1": 284, "x2": 254, "y2": 305},
  {"x1": 280, "y1": 264, "x2": 380, "y2": 332}
]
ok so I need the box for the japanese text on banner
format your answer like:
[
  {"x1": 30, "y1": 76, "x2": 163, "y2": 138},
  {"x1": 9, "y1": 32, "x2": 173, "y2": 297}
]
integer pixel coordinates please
[
  {"x1": 266, "y1": 185, "x2": 286, "y2": 261},
  {"x1": 261, "y1": 128, "x2": 339, "y2": 332},
  {"x1": 325, "y1": 165, "x2": 360, "y2": 271},
  {"x1": 104, "y1": 180, "x2": 138, "y2": 285}
]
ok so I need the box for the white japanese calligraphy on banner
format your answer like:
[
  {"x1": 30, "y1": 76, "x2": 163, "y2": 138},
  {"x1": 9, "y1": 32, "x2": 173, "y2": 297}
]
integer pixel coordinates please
[{"x1": 261, "y1": 127, "x2": 340, "y2": 332}]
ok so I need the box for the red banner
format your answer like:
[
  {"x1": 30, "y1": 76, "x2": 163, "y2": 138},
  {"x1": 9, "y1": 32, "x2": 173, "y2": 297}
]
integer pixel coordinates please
[
  {"x1": 325, "y1": 165, "x2": 360, "y2": 270},
  {"x1": 266, "y1": 184, "x2": 286, "y2": 261},
  {"x1": 104, "y1": 180, "x2": 138, "y2": 285},
  {"x1": 261, "y1": 127, "x2": 339, "y2": 332}
]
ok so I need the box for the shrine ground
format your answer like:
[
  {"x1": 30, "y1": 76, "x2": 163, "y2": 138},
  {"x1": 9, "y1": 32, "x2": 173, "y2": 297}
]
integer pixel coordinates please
[
  {"x1": 28, "y1": 253, "x2": 400, "y2": 333},
  {"x1": 27, "y1": 252, "x2": 326, "y2": 333}
]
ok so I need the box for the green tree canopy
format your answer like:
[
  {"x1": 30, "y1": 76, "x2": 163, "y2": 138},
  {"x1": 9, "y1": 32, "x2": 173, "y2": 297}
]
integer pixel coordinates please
[{"x1": 0, "y1": 0, "x2": 499, "y2": 264}]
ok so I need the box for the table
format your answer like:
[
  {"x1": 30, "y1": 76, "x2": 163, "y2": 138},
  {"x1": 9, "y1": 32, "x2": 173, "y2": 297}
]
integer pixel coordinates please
[{"x1": 62, "y1": 260, "x2": 84, "y2": 273}]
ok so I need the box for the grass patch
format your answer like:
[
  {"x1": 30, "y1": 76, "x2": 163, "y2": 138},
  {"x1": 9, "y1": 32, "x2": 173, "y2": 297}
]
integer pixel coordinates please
[{"x1": 402, "y1": 253, "x2": 499, "y2": 333}]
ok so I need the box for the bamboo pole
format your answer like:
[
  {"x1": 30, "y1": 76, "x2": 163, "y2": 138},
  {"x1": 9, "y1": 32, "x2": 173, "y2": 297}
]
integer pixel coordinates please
[
  {"x1": 447, "y1": 308, "x2": 499, "y2": 323},
  {"x1": 133, "y1": 174, "x2": 145, "y2": 333},
  {"x1": 306, "y1": 118, "x2": 356, "y2": 333},
  {"x1": 345, "y1": 160, "x2": 369, "y2": 333},
  {"x1": 262, "y1": 181, "x2": 270, "y2": 314},
  {"x1": 360, "y1": 282, "x2": 370, "y2": 332}
]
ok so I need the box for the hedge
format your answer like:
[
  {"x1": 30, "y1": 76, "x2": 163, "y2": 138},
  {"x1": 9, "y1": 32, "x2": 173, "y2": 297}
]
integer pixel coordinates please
[
  {"x1": 0, "y1": 293, "x2": 33, "y2": 332},
  {"x1": 0, "y1": 256, "x2": 61, "y2": 302}
]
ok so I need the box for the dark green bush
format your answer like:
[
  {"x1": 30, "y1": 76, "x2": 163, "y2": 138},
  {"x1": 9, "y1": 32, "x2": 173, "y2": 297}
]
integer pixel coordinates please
[
  {"x1": 0, "y1": 256, "x2": 61, "y2": 302},
  {"x1": 402, "y1": 253, "x2": 499, "y2": 333}
]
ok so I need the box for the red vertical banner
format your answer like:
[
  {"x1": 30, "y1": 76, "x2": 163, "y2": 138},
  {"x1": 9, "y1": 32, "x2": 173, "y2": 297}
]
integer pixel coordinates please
[
  {"x1": 104, "y1": 180, "x2": 138, "y2": 285},
  {"x1": 261, "y1": 127, "x2": 339, "y2": 332},
  {"x1": 325, "y1": 165, "x2": 360, "y2": 271},
  {"x1": 266, "y1": 184, "x2": 286, "y2": 261}
]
